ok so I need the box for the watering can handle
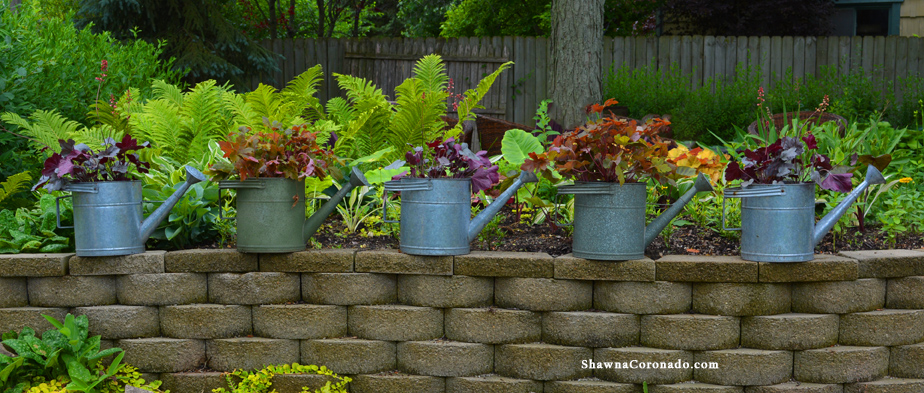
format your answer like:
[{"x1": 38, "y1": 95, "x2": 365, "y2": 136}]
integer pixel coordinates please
[
  {"x1": 218, "y1": 188, "x2": 235, "y2": 220},
  {"x1": 721, "y1": 197, "x2": 740, "y2": 232},
  {"x1": 382, "y1": 188, "x2": 398, "y2": 224},
  {"x1": 55, "y1": 195, "x2": 73, "y2": 229},
  {"x1": 550, "y1": 193, "x2": 573, "y2": 227}
]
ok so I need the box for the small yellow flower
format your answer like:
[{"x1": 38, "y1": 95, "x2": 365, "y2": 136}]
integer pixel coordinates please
[{"x1": 899, "y1": 177, "x2": 913, "y2": 184}]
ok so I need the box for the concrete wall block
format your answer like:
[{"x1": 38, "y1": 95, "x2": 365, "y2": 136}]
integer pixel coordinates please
[
  {"x1": 595, "y1": 281, "x2": 691, "y2": 314},
  {"x1": 116, "y1": 273, "x2": 207, "y2": 306},
  {"x1": 70, "y1": 251, "x2": 165, "y2": 275},
  {"x1": 164, "y1": 249, "x2": 257, "y2": 273},
  {"x1": 651, "y1": 383, "x2": 744, "y2": 392},
  {"x1": 758, "y1": 254, "x2": 858, "y2": 283},
  {"x1": 271, "y1": 374, "x2": 343, "y2": 393},
  {"x1": 208, "y1": 272, "x2": 300, "y2": 305},
  {"x1": 28, "y1": 276, "x2": 117, "y2": 307},
  {"x1": 544, "y1": 379, "x2": 640, "y2": 393},
  {"x1": 445, "y1": 308, "x2": 540, "y2": 344},
  {"x1": 0, "y1": 277, "x2": 27, "y2": 307},
  {"x1": 397, "y1": 340, "x2": 493, "y2": 377},
  {"x1": 839, "y1": 309, "x2": 924, "y2": 346},
  {"x1": 641, "y1": 314, "x2": 739, "y2": 350},
  {"x1": 794, "y1": 346, "x2": 889, "y2": 384},
  {"x1": 355, "y1": 249, "x2": 452, "y2": 275},
  {"x1": 891, "y1": 343, "x2": 924, "y2": 378},
  {"x1": 0, "y1": 307, "x2": 69, "y2": 336},
  {"x1": 206, "y1": 337, "x2": 299, "y2": 372},
  {"x1": 74, "y1": 305, "x2": 159, "y2": 339},
  {"x1": 543, "y1": 311, "x2": 639, "y2": 348},
  {"x1": 844, "y1": 379, "x2": 924, "y2": 393},
  {"x1": 159, "y1": 372, "x2": 229, "y2": 393},
  {"x1": 694, "y1": 349, "x2": 792, "y2": 386},
  {"x1": 554, "y1": 254, "x2": 656, "y2": 281},
  {"x1": 840, "y1": 249, "x2": 924, "y2": 278},
  {"x1": 349, "y1": 305, "x2": 443, "y2": 341},
  {"x1": 398, "y1": 275, "x2": 493, "y2": 308},
  {"x1": 495, "y1": 343, "x2": 592, "y2": 381},
  {"x1": 744, "y1": 382, "x2": 842, "y2": 393},
  {"x1": 302, "y1": 273, "x2": 396, "y2": 305},
  {"x1": 160, "y1": 304, "x2": 252, "y2": 339},
  {"x1": 495, "y1": 277, "x2": 592, "y2": 311},
  {"x1": 350, "y1": 373, "x2": 445, "y2": 393},
  {"x1": 593, "y1": 347, "x2": 694, "y2": 384},
  {"x1": 117, "y1": 338, "x2": 205, "y2": 373},
  {"x1": 0, "y1": 253, "x2": 70, "y2": 277},
  {"x1": 656, "y1": 255, "x2": 757, "y2": 282},
  {"x1": 454, "y1": 251, "x2": 554, "y2": 278},
  {"x1": 741, "y1": 313, "x2": 838, "y2": 350},
  {"x1": 692, "y1": 283, "x2": 791, "y2": 316},
  {"x1": 445, "y1": 375, "x2": 544, "y2": 393},
  {"x1": 259, "y1": 249, "x2": 354, "y2": 273},
  {"x1": 253, "y1": 304, "x2": 347, "y2": 339},
  {"x1": 301, "y1": 338, "x2": 396, "y2": 375},
  {"x1": 792, "y1": 279, "x2": 886, "y2": 314},
  {"x1": 886, "y1": 276, "x2": 924, "y2": 309}
]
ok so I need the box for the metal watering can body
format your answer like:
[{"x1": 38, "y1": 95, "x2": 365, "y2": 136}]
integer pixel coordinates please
[
  {"x1": 559, "y1": 174, "x2": 714, "y2": 261},
  {"x1": 723, "y1": 165, "x2": 886, "y2": 262},
  {"x1": 59, "y1": 165, "x2": 207, "y2": 257},
  {"x1": 219, "y1": 167, "x2": 369, "y2": 253},
  {"x1": 383, "y1": 170, "x2": 538, "y2": 256}
]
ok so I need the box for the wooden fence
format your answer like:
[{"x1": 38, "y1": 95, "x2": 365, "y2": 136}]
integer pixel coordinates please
[{"x1": 253, "y1": 36, "x2": 924, "y2": 125}]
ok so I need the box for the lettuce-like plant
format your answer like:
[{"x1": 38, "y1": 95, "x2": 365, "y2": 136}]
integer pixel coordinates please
[
  {"x1": 398, "y1": 137, "x2": 500, "y2": 193},
  {"x1": 32, "y1": 135, "x2": 151, "y2": 192}
]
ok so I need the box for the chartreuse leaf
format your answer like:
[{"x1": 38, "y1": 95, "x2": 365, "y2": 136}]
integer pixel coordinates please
[{"x1": 500, "y1": 129, "x2": 543, "y2": 167}]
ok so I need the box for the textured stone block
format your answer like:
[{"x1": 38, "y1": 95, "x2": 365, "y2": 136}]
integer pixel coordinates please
[
  {"x1": 69, "y1": 251, "x2": 165, "y2": 275},
  {"x1": 159, "y1": 372, "x2": 228, "y2": 393},
  {"x1": 657, "y1": 255, "x2": 757, "y2": 282},
  {"x1": 495, "y1": 343, "x2": 592, "y2": 381},
  {"x1": 117, "y1": 338, "x2": 204, "y2": 373},
  {"x1": 208, "y1": 272, "x2": 300, "y2": 305},
  {"x1": 445, "y1": 308, "x2": 540, "y2": 344},
  {"x1": 349, "y1": 305, "x2": 443, "y2": 341},
  {"x1": 792, "y1": 279, "x2": 886, "y2": 314},
  {"x1": 839, "y1": 309, "x2": 924, "y2": 346},
  {"x1": 544, "y1": 379, "x2": 640, "y2": 393},
  {"x1": 886, "y1": 276, "x2": 924, "y2": 309},
  {"x1": 253, "y1": 304, "x2": 346, "y2": 339},
  {"x1": 794, "y1": 346, "x2": 888, "y2": 383},
  {"x1": 595, "y1": 281, "x2": 691, "y2": 314},
  {"x1": 116, "y1": 273, "x2": 207, "y2": 306},
  {"x1": 74, "y1": 306, "x2": 159, "y2": 339},
  {"x1": 28, "y1": 276, "x2": 116, "y2": 307},
  {"x1": 398, "y1": 274, "x2": 493, "y2": 308},
  {"x1": 302, "y1": 273, "x2": 396, "y2": 305},
  {"x1": 641, "y1": 314, "x2": 739, "y2": 350},
  {"x1": 164, "y1": 249, "x2": 257, "y2": 273},
  {"x1": 0, "y1": 307, "x2": 68, "y2": 335},
  {"x1": 445, "y1": 375, "x2": 543, "y2": 393},
  {"x1": 759, "y1": 254, "x2": 859, "y2": 282},
  {"x1": 593, "y1": 347, "x2": 694, "y2": 384},
  {"x1": 207, "y1": 337, "x2": 299, "y2": 372},
  {"x1": 840, "y1": 249, "x2": 924, "y2": 278},
  {"x1": 741, "y1": 313, "x2": 838, "y2": 350},
  {"x1": 259, "y1": 249, "x2": 354, "y2": 273},
  {"x1": 301, "y1": 338, "x2": 396, "y2": 375},
  {"x1": 554, "y1": 254, "x2": 655, "y2": 281},
  {"x1": 543, "y1": 311, "x2": 639, "y2": 348},
  {"x1": 694, "y1": 349, "x2": 792, "y2": 386},
  {"x1": 351, "y1": 373, "x2": 445, "y2": 393},
  {"x1": 495, "y1": 277, "x2": 592, "y2": 311},
  {"x1": 397, "y1": 340, "x2": 493, "y2": 377},
  {"x1": 454, "y1": 251, "x2": 554, "y2": 277},
  {"x1": 160, "y1": 304, "x2": 252, "y2": 339},
  {"x1": 744, "y1": 383, "x2": 842, "y2": 393},
  {"x1": 270, "y1": 374, "x2": 342, "y2": 393},
  {"x1": 652, "y1": 383, "x2": 744, "y2": 393},
  {"x1": 891, "y1": 343, "x2": 924, "y2": 378},
  {"x1": 0, "y1": 253, "x2": 70, "y2": 277},
  {"x1": 692, "y1": 283, "x2": 790, "y2": 316},
  {"x1": 844, "y1": 379, "x2": 924, "y2": 393},
  {"x1": 0, "y1": 277, "x2": 27, "y2": 307},
  {"x1": 355, "y1": 249, "x2": 452, "y2": 275}
]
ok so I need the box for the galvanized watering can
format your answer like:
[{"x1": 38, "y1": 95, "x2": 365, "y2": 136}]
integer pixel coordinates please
[
  {"x1": 382, "y1": 170, "x2": 539, "y2": 256},
  {"x1": 559, "y1": 174, "x2": 714, "y2": 261},
  {"x1": 57, "y1": 165, "x2": 207, "y2": 257},
  {"x1": 723, "y1": 165, "x2": 886, "y2": 262},
  {"x1": 219, "y1": 167, "x2": 370, "y2": 253}
]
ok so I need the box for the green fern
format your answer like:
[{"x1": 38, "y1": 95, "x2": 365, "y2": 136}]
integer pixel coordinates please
[
  {"x1": 0, "y1": 172, "x2": 31, "y2": 206},
  {"x1": 446, "y1": 61, "x2": 514, "y2": 139},
  {"x1": 413, "y1": 54, "x2": 450, "y2": 92},
  {"x1": 0, "y1": 109, "x2": 101, "y2": 149},
  {"x1": 281, "y1": 64, "x2": 325, "y2": 122}
]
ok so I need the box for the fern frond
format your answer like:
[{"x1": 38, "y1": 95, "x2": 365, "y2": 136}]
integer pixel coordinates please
[
  {"x1": 177, "y1": 80, "x2": 231, "y2": 163},
  {"x1": 0, "y1": 172, "x2": 32, "y2": 205},
  {"x1": 326, "y1": 97, "x2": 355, "y2": 125},
  {"x1": 282, "y1": 65, "x2": 325, "y2": 122},
  {"x1": 1, "y1": 110, "x2": 88, "y2": 149},
  {"x1": 222, "y1": 91, "x2": 261, "y2": 131},
  {"x1": 447, "y1": 61, "x2": 513, "y2": 139},
  {"x1": 152, "y1": 79, "x2": 185, "y2": 107},
  {"x1": 130, "y1": 99, "x2": 183, "y2": 160},
  {"x1": 386, "y1": 78, "x2": 449, "y2": 159},
  {"x1": 413, "y1": 54, "x2": 449, "y2": 93}
]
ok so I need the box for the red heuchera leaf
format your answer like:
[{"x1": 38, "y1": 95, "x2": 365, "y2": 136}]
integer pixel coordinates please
[
  {"x1": 819, "y1": 172, "x2": 853, "y2": 192},
  {"x1": 207, "y1": 124, "x2": 339, "y2": 181},
  {"x1": 802, "y1": 133, "x2": 817, "y2": 149}
]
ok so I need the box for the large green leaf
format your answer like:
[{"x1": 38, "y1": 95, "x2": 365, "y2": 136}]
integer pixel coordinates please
[{"x1": 500, "y1": 129, "x2": 543, "y2": 167}]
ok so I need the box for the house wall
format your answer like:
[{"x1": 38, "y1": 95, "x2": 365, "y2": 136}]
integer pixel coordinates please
[{"x1": 902, "y1": 0, "x2": 924, "y2": 36}]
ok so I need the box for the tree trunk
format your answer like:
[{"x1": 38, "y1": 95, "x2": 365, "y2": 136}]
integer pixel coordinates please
[
  {"x1": 549, "y1": 0, "x2": 603, "y2": 130},
  {"x1": 9, "y1": 0, "x2": 21, "y2": 12},
  {"x1": 316, "y1": 0, "x2": 326, "y2": 37}
]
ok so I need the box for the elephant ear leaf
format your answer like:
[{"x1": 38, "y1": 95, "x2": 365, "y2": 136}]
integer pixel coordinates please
[{"x1": 500, "y1": 129, "x2": 543, "y2": 167}]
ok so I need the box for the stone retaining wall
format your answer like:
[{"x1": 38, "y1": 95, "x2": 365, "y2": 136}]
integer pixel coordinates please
[{"x1": 3, "y1": 249, "x2": 924, "y2": 393}]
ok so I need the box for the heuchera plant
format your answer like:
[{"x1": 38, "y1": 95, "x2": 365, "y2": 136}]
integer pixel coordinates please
[
  {"x1": 397, "y1": 137, "x2": 500, "y2": 193},
  {"x1": 523, "y1": 99, "x2": 725, "y2": 185},
  {"x1": 208, "y1": 123, "x2": 342, "y2": 181},
  {"x1": 33, "y1": 135, "x2": 151, "y2": 191}
]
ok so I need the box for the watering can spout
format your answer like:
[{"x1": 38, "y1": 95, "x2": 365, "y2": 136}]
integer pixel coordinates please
[
  {"x1": 643, "y1": 174, "x2": 714, "y2": 247},
  {"x1": 140, "y1": 165, "x2": 208, "y2": 243},
  {"x1": 813, "y1": 165, "x2": 886, "y2": 246},
  {"x1": 303, "y1": 167, "x2": 370, "y2": 241},
  {"x1": 468, "y1": 170, "x2": 538, "y2": 242}
]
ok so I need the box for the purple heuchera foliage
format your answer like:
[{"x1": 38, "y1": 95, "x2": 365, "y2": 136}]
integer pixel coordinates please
[
  {"x1": 396, "y1": 137, "x2": 500, "y2": 193},
  {"x1": 725, "y1": 133, "x2": 853, "y2": 192},
  {"x1": 33, "y1": 135, "x2": 151, "y2": 191}
]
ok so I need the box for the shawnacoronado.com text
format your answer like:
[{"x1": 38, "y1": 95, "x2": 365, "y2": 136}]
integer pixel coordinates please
[{"x1": 581, "y1": 359, "x2": 719, "y2": 370}]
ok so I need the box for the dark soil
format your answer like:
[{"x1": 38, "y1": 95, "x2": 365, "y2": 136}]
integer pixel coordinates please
[{"x1": 308, "y1": 203, "x2": 924, "y2": 258}]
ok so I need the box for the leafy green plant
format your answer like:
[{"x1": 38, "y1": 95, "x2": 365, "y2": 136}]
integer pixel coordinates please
[
  {"x1": 212, "y1": 363, "x2": 350, "y2": 393},
  {"x1": 0, "y1": 172, "x2": 31, "y2": 208},
  {"x1": 333, "y1": 185, "x2": 378, "y2": 234},
  {"x1": 0, "y1": 194, "x2": 72, "y2": 254}
]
